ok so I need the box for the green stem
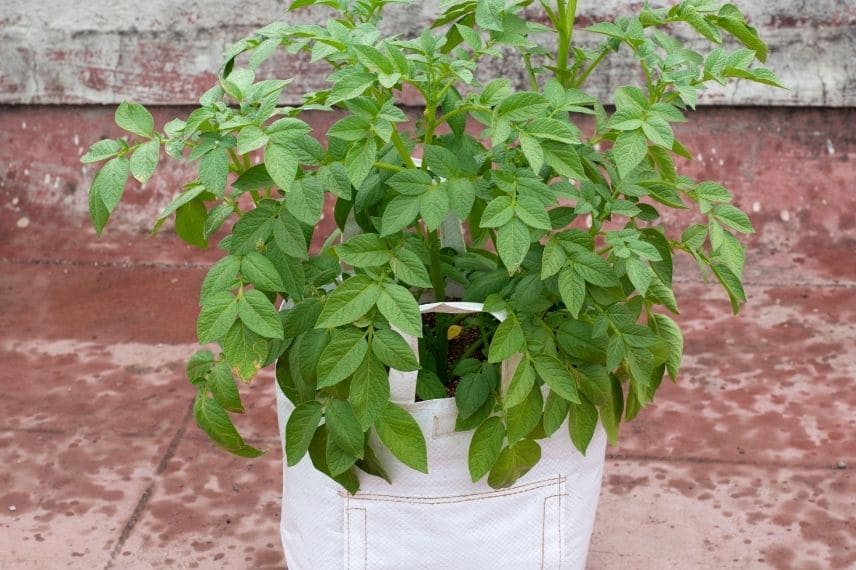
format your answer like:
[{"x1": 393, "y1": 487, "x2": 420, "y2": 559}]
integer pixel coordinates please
[
  {"x1": 435, "y1": 104, "x2": 483, "y2": 127},
  {"x1": 523, "y1": 54, "x2": 539, "y2": 90},
  {"x1": 374, "y1": 161, "x2": 405, "y2": 173},
  {"x1": 573, "y1": 48, "x2": 609, "y2": 88},
  {"x1": 390, "y1": 130, "x2": 415, "y2": 168},
  {"x1": 427, "y1": 229, "x2": 446, "y2": 302},
  {"x1": 459, "y1": 337, "x2": 485, "y2": 362}
]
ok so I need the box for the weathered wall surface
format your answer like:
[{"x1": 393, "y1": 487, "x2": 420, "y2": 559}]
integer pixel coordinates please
[{"x1": 0, "y1": 0, "x2": 854, "y2": 107}]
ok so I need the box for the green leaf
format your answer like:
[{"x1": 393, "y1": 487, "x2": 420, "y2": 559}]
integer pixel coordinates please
[
  {"x1": 456, "y1": 371, "x2": 492, "y2": 419},
  {"x1": 129, "y1": 139, "x2": 160, "y2": 183},
  {"x1": 317, "y1": 328, "x2": 368, "y2": 388},
  {"x1": 285, "y1": 401, "x2": 323, "y2": 466},
  {"x1": 487, "y1": 439, "x2": 541, "y2": 489},
  {"x1": 175, "y1": 198, "x2": 208, "y2": 248},
  {"x1": 505, "y1": 382, "x2": 543, "y2": 444},
  {"x1": 238, "y1": 289, "x2": 284, "y2": 339},
  {"x1": 201, "y1": 255, "x2": 241, "y2": 303},
  {"x1": 504, "y1": 359, "x2": 535, "y2": 409},
  {"x1": 376, "y1": 282, "x2": 422, "y2": 337},
  {"x1": 273, "y1": 210, "x2": 308, "y2": 259},
  {"x1": 197, "y1": 291, "x2": 239, "y2": 343},
  {"x1": 349, "y1": 350, "x2": 390, "y2": 430},
  {"x1": 541, "y1": 238, "x2": 567, "y2": 279},
  {"x1": 204, "y1": 203, "x2": 234, "y2": 237},
  {"x1": 584, "y1": 21, "x2": 625, "y2": 38},
  {"x1": 566, "y1": 245, "x2": 619, "y2": 287},
  {"x1": 710, "y1": 261, "x2": 746, "y2": 314},
  {"x1": 307, "y1": 425, "x2": 359, "y2": 494},
  {"x1": 642, "y1": 115, "x2": 674, "y2": 149},
  {"x1": 380, "y1": 194, "x2": 421, "y2": 236},
  {"x1": 115, "y1": 101, "x2": 154, "y2": 137},
  {"x1": 519, "y1": 133, "x2": 544, "y2": 174},
  {"x1": 651, "y1": 313, "x2": 683, "y2": 380},
  {"x1": 327, "y1": 432, "x2": 358, "y2": 478},
  {"x1": 345, "y1": 137, "x2": 377, "y2": 188},
  {"x1": 390, "y1": 248, "x2": 432, "y2": 288},
  {"x1": 523, "y1": 118, "x2": 580, "y2": 144},
  {"x1": 497, "y1": 92, "x2": 549, "y2": 121},
  {"x1": 199, "y1": 147, "x2": 229, "y2": 197},
  {"x1": 558, "y1": 266, "x2": 585, "y2": 318},
  {"x1": 223, "y1": 320, "x2": 269, "y2": 380},
  {"x1": 480, "y1": 196, "x2": 515, "y2": 228},
  {"x1": 496, "y1": 218, "x2": 530, "y2": 272},
  {"x1": 712, "y1": 204, "x2": 754, "y2": 234},
  {"x1": 374, "y1": 402, "x2": 428, "y2": 473},
  {"x1": 327, "y1": 115, "x2": 371, "y2": 142},
  {"x1": 282, "y1": 298, "x2": 322, "y2": 338},
  {"x1": 515, "y1": 195, "x2": 552, "y2": 230},
  {"x1": 447, "y1": 178, "x2": 476, "y2": 219},
  {"x1": 371, "y1": 328, "x2": 418, "y2": 371},
  {"x1": 81, "y1": 139, "x2": 123, "y2": 163},
  {"x1": 264, "y1": 142, "x2": 299, "y2": 190},
  {"x1": 387, "y1": 169, "x2": 434, "y2": 196},
  {"x1": 420, "y1": 185, "x2": 451, "y2": 231},
  {"x1": 316, "y1": 276, "x2": 381, "y2": 328},
  {"x1": 237, "y1": 125, "x2": 269, "y2": 154},
  {"x1": 424, "y1": 144, "x2": 460, "y2": 178},
  {"x1": 328, "y1": 71, "x2": 376, "y2": 106},
  {"x1": 613, "y1": 130, "x2": 648, "y2": 178},
  {"x1": 543, "y1": 391, "x2": 570, "y2": 436},
  {"x1": 488, "y1": 316, "x2": 525, "y2": 363},
  {"x1": 88, "y1": 156, "x2": 130, "y2": 235},
  {"x1": 475, "y1": 0, "x2": 504, "y2": 31},
  {"x1": 337, "y1": 233, "x2": 391, "y2": 267},
  {"x1": 532, "y1": 354, "x2": 581, "y2": 404},
  {"x1": 568, "y1": 396, "x2": 598, "y2": 454},
  {"x1": 208, "y1": 362, "x2": 243, "y2": 413},
  {"x1": 187, "y1": 350, "x2": 215, "y2": 385},
  {"x1": 326, "y1": 399, "x2": 365, "y2": 459},
  {"x1": 626, "y1": 257, "x2": 651, "y2": 296},
  {"x1": 194, "y1": 393, "x2": 263, "y2": 458},
  {"x1": 468, "y1": 416, "x2": 505, "y2": 482},
  {"x1": 541, "y1": 141, "x2": 587, "y2": 180},
  {"x1": 240, "y1": 251, "x2": 284, "y2": 291}
]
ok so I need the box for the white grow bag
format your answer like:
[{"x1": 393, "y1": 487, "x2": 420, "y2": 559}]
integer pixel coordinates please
[{"x1": 276, "y1": 302, "x2": 606, "y2": 570}]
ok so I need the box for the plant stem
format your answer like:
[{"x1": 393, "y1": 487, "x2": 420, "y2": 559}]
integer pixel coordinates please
[
  {"x1": 427, "y1": 229, "x2": 446, "y2": 302},
  {"x1": 555, "y1": 0, "x2": 578, "y2": 87},
  {"x1": 374, "y1": 161, "x2": 405, "y2": 173},
  {"x1": 459, "y1": 337, "x2": 485, "y2": 362},
  {"x1": 573, "y1": 48, "x2": 608, "y2": 88},
  {"x1": 523, "y1": 54, "x2": 539, "y2": 90},
  {"x1": 390, "y1": 130, "x2": 415, "y2": 168}
]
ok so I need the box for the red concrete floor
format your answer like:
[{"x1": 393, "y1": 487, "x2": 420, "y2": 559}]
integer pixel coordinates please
[{"x1": 1, "y1": 107, "x2": 854, "y2": 569}]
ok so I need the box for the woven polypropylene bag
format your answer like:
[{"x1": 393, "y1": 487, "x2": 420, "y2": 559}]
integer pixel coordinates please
[{"x1": 275, "y1": 302, "x2": 606, "y2": 570}]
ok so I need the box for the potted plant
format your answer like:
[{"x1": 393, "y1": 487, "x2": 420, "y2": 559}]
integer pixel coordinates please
[{"x1": 82, "y1": 0, "x2": 781, "y2": 567}]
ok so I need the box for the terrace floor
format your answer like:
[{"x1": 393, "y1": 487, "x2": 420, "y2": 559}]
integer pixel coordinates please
[{"x1": 1, "y1": 107, "x2": 854, "y2": 568}]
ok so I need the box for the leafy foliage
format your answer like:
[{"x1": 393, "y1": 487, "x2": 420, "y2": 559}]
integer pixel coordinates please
[{"x1": 84, "y1": 0, "x2": 780, "y2": 492}]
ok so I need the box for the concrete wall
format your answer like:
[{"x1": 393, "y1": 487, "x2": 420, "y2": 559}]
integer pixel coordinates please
[{"x1": 1, "y1": 0, "x2": 854, "y2": 107}]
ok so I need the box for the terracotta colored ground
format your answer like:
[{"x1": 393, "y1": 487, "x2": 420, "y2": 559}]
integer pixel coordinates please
[{"x1": 1, "y1": 107, "x2": 854, "y2": 569}]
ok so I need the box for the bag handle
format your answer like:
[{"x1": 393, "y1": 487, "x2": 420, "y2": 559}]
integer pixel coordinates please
[{"x1": 389, "y1": 302, "x2": 512, "y2": 404}]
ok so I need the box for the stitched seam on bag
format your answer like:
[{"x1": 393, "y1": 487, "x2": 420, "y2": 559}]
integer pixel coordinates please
[
  {"x1": 346, "y1": 476, "x2": 565, "y2": 504},
  {"x1": 345, "y1": 505, "x2": 368, "y2": 570},
  {"x1": 541, "y1": 493, "x2": 566, "y2": 570},
  {"x1": 432, "y1": 413, "x2": 458, "y2": 438}
]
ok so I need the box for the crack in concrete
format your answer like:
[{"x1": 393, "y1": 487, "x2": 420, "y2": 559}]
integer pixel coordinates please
[{"x1": 103, "y1": 399, "x2": 194, "y2": 570}]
